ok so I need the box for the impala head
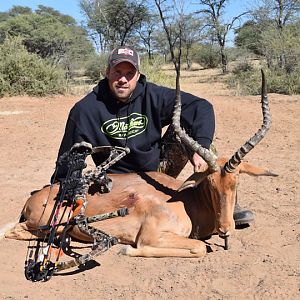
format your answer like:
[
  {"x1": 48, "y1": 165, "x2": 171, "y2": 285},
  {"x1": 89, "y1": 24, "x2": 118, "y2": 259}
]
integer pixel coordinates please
[
  {"x1": 174, "y1": 70, "x2": 278, "y2": 246},
  {"x1": 207, "y1": 161, "x2": 237, "y2": 238},
  {"x1": 208, "y1": 158, "x2": 277, "y2": 238}
]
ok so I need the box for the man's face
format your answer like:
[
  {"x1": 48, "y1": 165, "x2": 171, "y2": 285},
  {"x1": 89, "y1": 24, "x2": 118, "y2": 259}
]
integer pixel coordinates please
[{"x1": 106, "y1": 62, "x2": 140, "y2": 102}]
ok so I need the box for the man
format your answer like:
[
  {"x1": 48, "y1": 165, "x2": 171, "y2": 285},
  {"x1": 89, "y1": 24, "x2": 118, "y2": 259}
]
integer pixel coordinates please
[{"x1": 53, "y1": 45, "x2": 253, "y2": 226}]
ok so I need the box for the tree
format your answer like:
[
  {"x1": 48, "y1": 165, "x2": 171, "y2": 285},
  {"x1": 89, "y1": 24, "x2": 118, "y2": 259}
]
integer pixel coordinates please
[
  {"x1": 153, "y1": 28, "x2": 171, "y2": 62},
  {"x1": 0, "y1": 6, "x2": 32, "y2": 23},
  {"x1": 80, "y1": 0, "x2": 148, "y2": 51},
  {"x1": 261, "y1": 19, "x2": 300, "y2": 72},
  {"x1": 252, "y1": 0, "x2": 300, "y2": 69},
  {"x1": 181, "y1": 13, "x2": 204, "y2": 69},
  {"x1": 0, "y1": 36, "x2": 65, "y2": 97},
  {"x1": 256, "y1": 0, "x2": 300, "y2": 29},
  {"x1": 6, "y1": 5, "x2": 32, "y2": 16},
  {"x1": 154, "y1": 0, "x2": 184, "y2": 72},
  {"x1": 196, "y1": 0, "x2": 248, "y2": 73},
  {"x1": 79, "y1": 0, "x2": 108, "y2": 52},
  {"x1": 137, "y1": 13, "x2": 160, "y2": 60},
  {"x1": 234, "y1": 20, "x2": 265, "y2": 55},
  {"x1": 231, "y1": 1, "x2": 300, "y2": 95},
  {"x1": 0, "y1": 7, "x2": 95, "y2": 75},
  {"x1": 154, "y1": 0, "x2": 204, "y2": 69},
  {"x1": 35, "y1": 5, "x2": 76, "y2": 26}
]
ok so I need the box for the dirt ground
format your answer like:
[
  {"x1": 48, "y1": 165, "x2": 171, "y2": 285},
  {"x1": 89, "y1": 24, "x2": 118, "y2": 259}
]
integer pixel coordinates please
[{"x1": 0, "y1": 68, "x2": 299, "y2": 299}]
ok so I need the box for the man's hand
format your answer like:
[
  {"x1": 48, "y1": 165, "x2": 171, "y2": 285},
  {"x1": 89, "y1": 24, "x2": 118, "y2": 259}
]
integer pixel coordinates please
[{"x1": 192, "y1": 152, "x2": 208, "y2": 172}]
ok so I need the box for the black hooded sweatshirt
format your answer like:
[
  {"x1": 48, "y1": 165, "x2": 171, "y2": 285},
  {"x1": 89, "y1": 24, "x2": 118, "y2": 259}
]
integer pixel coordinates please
[{"x1": 52, "y1": 74, "x2": 215, "y2": 181}]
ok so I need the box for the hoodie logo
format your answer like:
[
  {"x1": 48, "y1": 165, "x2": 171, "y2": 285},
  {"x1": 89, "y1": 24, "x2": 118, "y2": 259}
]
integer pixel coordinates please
[{"x1": 101, "y1": 113, "x2": 148, "y2": 139}]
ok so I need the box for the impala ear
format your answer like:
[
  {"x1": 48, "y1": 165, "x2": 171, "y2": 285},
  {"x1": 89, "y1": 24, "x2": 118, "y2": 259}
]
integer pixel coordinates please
[
  {"x1": 239, "y1": 162, "x2": 278, "y2": 177},
  {"x1": 178, "y1": 170, "x2": 210, "y2": 192}
]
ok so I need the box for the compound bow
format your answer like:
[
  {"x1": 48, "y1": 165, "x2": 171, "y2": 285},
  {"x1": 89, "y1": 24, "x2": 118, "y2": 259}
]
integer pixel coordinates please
[{"x1": 24, "y1": 142, "x2": 130, "y2": 282}]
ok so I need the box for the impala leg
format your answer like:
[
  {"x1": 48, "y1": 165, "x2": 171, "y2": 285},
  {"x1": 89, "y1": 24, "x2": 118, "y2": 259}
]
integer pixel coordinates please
[
  {"x1": 5, "y1": 222, "x2": 45, "y2": 240},
  {"x1": 120, "y1": 234, "x2": 206, "y2": 258}
]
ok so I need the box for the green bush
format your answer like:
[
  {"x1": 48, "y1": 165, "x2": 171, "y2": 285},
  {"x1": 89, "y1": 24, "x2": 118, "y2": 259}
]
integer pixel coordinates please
[
  {"x1": 227, "y1": 66, "x2": 300, "y2": 95},
  {"x1": 227, "y1": 69, "x2": 261, "y2": 95},
  {"x1": 232, "y1": 61, "x2": 254, "y2": 74},
  {"x1": 140, "y1": 56, "x2": 174, "y2": 88},
  {"x1": 84, "y1": 53, "x2": 107, "y2": 83},
  {"x1": 0, "y1": 36, "x2": 66, "y2": 97},
  {"x1": 267, "y1": 68, "x2": 300, "y2": 95},
  {"x1": 191, "y1": 44, "x2": 220, "y2": 69}
]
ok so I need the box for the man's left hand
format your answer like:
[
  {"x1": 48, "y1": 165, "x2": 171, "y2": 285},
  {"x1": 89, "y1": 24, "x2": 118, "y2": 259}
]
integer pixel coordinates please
[{"x1": 192, "y1": 153, "x2": 208, "y2": 172}]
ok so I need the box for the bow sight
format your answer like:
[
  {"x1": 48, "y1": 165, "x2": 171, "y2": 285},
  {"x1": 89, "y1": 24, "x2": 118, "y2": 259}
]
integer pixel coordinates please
[{"x1": 24, "y1": 142, "x2": 130, "y2": 282}]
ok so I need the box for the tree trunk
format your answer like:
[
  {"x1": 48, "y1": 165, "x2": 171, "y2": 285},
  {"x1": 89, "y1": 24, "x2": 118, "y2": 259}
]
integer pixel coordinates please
[
  {"x1": 220, "y1": 47, "x2": 228, "y2": 73},
  {"x1": 186, "y1": 47, "x2": 191, "y2": 70}
]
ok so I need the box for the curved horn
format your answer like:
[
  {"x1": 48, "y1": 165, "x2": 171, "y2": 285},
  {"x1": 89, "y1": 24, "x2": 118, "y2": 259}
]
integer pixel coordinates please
[
  {"x1": 172, "y1": 73, "x2": 219, "y2": 172},
  {"x1": 224, "y1": 70, "x2": 271, "y2": 173}
]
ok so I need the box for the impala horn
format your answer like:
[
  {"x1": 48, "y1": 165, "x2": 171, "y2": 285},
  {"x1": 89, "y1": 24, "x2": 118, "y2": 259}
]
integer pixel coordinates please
[
  {"x1": 172, "y1": 71, "x2": 219, "y2": 173},
  {"x1": 224, "y1": 70, "x2": 271, "y2": 173}
]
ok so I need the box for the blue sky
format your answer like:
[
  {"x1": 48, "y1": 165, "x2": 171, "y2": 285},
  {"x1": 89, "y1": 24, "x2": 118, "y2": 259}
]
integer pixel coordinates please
[
  {"x1": 0, "y1": 0, "x2": 250, "y2": 44},
  {"x1": 0, "y1": 0, "x2": 84, "y2": 22},
  {"x1": 0, "y1": 0, "x2": 249, "y2": 22}
]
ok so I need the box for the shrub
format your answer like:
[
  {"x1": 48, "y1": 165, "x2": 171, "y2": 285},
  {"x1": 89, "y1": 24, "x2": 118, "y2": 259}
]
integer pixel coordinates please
[
  {"x1": 227, "y1": 66, "x2": 300, "y2": 95},
  {"x1": 0, "y1": 36, "x2": 66, "y2": 97},
  {"x1": 232, "y1": 61, "x2": 254, "y2": 74},
  {"x1": 191, "y1": 44, "x2": 220, "y2": 69},
  {"x1": 267, "y1": 68, "x2": 300, "y2": 95},
  {"x1": 140, "y1": 56, "x2": 174, "y2": 88},
  {"x1": 84, "y1": 53, "x2": 107, "y2": 83},
  {"x1": 227, "y1": 69, "x2": 261, "y2": 95}
]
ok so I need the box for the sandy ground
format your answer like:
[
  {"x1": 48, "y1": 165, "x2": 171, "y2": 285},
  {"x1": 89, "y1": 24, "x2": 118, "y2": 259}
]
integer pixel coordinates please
[{"x1": 0, "y1": 68, "x2": 299, "y2": 299}]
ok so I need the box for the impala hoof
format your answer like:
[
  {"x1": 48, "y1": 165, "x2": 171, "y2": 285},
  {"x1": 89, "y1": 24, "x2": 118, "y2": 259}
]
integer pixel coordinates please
[{"x1": 118, "y1": 245, "x2": 132, "y2": 256}]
